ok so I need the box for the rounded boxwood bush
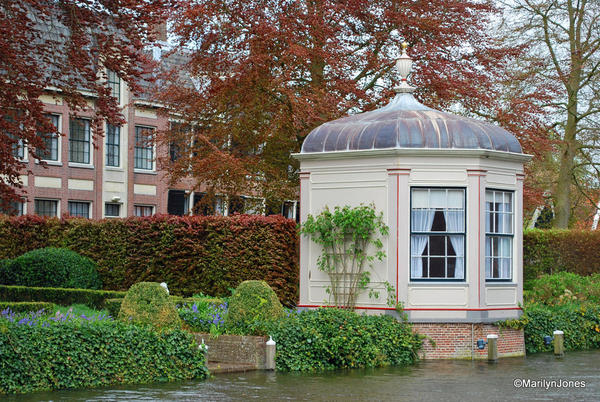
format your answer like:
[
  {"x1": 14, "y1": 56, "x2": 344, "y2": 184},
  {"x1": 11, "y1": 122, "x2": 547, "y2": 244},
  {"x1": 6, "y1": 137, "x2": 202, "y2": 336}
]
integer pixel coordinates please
[
  {"x1": 226, "y1": 280, "x2": 284, "y2": 333},
  {"x1": 118, "y1": 282, "x2": 181, "y2": 330},
  {"x1": 1, "y1": 247, "x2": 101, "y2": 289}
]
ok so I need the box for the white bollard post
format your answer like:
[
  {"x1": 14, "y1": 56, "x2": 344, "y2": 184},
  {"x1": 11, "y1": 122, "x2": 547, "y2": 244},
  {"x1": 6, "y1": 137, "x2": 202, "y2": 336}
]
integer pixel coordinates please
[
  {"x1": 266, "y1": 336, "x2": 276, "y2": 370},
  {"x1": 487, "y1": 334, "x2": 498, "y2": 362},
  {"x1": 553, "y1": 330, "x2": 564, "y2": 357}
]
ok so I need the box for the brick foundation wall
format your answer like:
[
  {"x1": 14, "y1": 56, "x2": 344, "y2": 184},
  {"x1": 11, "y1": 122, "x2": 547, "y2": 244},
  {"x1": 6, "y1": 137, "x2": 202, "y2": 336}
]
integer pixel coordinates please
[
  {"x1": 412, "y1": 323, "x2": 525, "y2": 360},
  {"x1": 194, "y1": 333, "x2": 268, "y2": 369}
]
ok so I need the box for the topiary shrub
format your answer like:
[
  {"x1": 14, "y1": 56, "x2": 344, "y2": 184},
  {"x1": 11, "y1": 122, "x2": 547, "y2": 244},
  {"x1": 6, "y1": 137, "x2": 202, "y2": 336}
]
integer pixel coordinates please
[
  {"x1": 118, "y1": 282, "x2": 181, "y2": 330},
  {"x1": 1, "y1": 248, "x2": 101, "y2": 289},
  {"x1": 226, "y1": 280, "x2": 284, "y2": 334}
]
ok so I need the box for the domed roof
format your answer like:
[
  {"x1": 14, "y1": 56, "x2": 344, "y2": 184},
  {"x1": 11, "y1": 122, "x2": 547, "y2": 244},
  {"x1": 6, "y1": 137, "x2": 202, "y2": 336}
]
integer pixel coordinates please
[
  {"x1": 300, "y1": 43, "x2": 523, "y2": 155},
  {"x1": 300, "y1": 93, "x2": 523, "y2": 154}
]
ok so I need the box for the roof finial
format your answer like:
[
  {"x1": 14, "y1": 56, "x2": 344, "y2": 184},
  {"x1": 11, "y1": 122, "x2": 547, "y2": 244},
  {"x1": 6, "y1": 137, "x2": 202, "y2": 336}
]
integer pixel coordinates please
[{"x1": 395, "y1": 42, "x2": 415, "y2": 94}]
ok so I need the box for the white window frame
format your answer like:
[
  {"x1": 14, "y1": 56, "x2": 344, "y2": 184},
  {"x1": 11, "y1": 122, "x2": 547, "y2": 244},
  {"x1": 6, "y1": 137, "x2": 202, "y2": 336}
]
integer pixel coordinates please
[
  {"x1": 134, "y1": 204, "x2": 154, "y2": 217},
  {"x1": 104, "y1": 202, "x2": 121, "y2": 218},
  {"x1": 485, "y1": 189, "x2": 514, "y2": 281},
  {"x1": 105, "y1": 122, "x2": 121, "y2": 168},
  {"x1": 410, "y1": 187, "x2": 466, "y2": 281},
  {"x1": 68, "y1": 117, "x2": 93, "y2": 168},
  {"x1": 38, "y1": 114, "x2": 61, "y2": 164},
  {"x1": 68, "y1": 200, "x2": 92, "y2": 219},
  {"x1": 134, "y1": 125, "x2": 156, "y2": 172},
  {"x1": 34, "y1": 198, "x2": 59, "y2": 218}
]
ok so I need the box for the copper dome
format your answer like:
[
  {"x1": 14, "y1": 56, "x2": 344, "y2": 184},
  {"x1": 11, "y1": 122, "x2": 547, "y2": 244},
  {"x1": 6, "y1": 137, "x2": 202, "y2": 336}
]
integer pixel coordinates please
[{"x1": 300, "y1": 93, "x2": 523, "y2": 154}]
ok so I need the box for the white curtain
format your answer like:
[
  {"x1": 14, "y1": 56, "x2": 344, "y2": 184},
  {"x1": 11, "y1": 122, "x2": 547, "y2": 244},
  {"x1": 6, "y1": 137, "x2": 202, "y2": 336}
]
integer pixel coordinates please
[
  {"x1": 445, "y1": 210, "x2": 464, "y2": 279},
  {"x1": 411, "y1": 235, "x2": 429, "y2": 278},
  {"x1": 411, "y1": 210, "x2": 434, "y2": 278}
]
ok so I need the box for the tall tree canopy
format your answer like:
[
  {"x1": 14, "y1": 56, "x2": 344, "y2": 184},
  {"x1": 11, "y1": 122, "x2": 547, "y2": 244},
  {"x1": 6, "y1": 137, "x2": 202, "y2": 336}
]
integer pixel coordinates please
[
  {"x1": 501, "y1": 0, "x2": 600, "y2": 228},
  {"x1": 0, "y1": 0, "x2": 170, "y2": 207},
  {"x1": 157, "y1": 0, "x2": 551, "y2": 208}
]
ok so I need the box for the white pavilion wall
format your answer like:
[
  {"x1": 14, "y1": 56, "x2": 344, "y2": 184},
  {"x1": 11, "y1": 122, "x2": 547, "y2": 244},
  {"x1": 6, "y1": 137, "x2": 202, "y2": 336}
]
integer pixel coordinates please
[{"x1": 299, "y1": 153, "x2": 524, "y2": 321}]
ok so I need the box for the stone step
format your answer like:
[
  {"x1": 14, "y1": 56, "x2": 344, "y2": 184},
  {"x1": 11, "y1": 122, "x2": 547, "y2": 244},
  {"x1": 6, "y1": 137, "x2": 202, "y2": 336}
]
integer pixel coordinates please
[{"x1": 208, "y1": 362, "x2": 258, "y2": 374}]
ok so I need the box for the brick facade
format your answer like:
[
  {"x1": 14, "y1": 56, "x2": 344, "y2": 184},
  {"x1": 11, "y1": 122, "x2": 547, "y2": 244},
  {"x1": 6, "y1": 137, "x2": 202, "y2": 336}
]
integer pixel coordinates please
[{"x1": 412, "y1": 323, "x2": 525, "y2": 360}]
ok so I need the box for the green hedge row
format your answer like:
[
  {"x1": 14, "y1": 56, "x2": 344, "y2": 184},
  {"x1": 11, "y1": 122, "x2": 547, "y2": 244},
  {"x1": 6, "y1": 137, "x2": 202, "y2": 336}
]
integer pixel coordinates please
[
  {"x1": 0, "y1": 320, "x2": 208, "y2": 394},
  {"x1": 269, "y1": 308, "x2": 422, "y2": 371},
  {"x1": 0, "y1": 285, "x2": 125, "y2": 310},
  {"x1": 524, "y1": 229, "x2": 600, "y2": 280},
  {"x1": 0, "y1": 301, "x2": 55, "y2": 313},
  {"x1": 499, "y1": 303, "x2": 600, "y2": 354},
  {"x1": 0, "y1": 214, "x2": 299, "y2": 305},
  {"x1": 105, "y1": 296, "x2": 225, "y2": 318}
]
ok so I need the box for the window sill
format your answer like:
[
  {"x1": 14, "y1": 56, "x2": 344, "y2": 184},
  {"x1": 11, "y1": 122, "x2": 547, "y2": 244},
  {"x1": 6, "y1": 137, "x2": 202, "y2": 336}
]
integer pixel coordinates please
[
  {"x1": 409, "y1": 282, "x2": 469, "y2": 286},
  {"x1": 485, "y1": 281, "x2": 517, "y2": 286},
  {"x1": 134, "y1": 169, "x2": 157, "y2": 175},
  {"x1": 105, "y1": 166, "x2": 124, "y2": 171},
  {"x1": 68, "y1": 163, "x2": 94, "y2": 169},
  {"x1": 36, "y1": 160, "x2": 62, "y2": 166}
]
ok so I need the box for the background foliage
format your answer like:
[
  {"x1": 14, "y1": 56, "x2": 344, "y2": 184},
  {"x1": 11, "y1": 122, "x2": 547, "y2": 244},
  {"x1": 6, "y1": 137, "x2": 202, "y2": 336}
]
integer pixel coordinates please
[
  {"x1": 0, "y1": 318, "x2": 208, "y2": 394},
  {"x1": 0, "y1": 214, "x2": 298, "y2": 305},
  {"x1": 268, "y1": 308, "x2": 421, "y2": 371},
  {"x1": 523, "y1": 229, "x2": 600, "y2": 280}
]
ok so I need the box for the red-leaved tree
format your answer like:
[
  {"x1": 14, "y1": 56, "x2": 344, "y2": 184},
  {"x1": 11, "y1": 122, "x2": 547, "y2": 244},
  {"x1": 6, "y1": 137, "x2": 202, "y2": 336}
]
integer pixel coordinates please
[
  {"x1": 0, "y1": 0, "x2": 171, "y2": 208},
  {"x1": 155, "y1": 0, "x2": 552, "y2": 210}
]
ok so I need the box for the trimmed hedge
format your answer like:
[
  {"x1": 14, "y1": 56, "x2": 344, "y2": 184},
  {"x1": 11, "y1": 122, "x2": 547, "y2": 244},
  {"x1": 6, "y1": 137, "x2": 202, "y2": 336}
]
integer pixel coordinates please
[
  {"x1": 0, "y1": 302, "x2": 55, "y2": 313},
  {"x1": 118, "y1": 282, "x2": 181, "y2": 331},
  {"x1": 499, "y1": 303, "x2": 600, "y2": 354},
  {"x1": 524, "y1": 229, "x2": 600, "y2": 280},
  {"x1": 0, "y1": 320, "x2": 208, "y2": 394},
  {"x1": 226, "y1": 280, "x2": 284, "y2": 334},
  {"x1": 0, "y1": 285, "x2": 125, "y2": 310},
  {"x1": 1, "y1": 247, "x2": 102, "y2": 289},
  {"x1": 524, "y1": 272, "x2": 600, "y2": 305},
  {"x1": 269, "y1": 308, "x2": 422, "y2": 371},
  {"x1": 0, "y1": 214, "x2": 298, "y2": 305},
  {"x1": 105, "y1": 296, "x2": 224, "y2": 318}
]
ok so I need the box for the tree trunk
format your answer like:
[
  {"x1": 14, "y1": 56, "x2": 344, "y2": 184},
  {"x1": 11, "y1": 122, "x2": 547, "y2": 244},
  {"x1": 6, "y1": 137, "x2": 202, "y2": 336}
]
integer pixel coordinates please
[{"x1": 554, "y1": 109, "x2": 578, "y2": 228}]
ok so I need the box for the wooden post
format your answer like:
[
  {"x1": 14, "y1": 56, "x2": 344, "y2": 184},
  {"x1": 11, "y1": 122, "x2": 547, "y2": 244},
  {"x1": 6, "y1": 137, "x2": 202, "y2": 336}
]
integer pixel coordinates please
[
  {"x1": 487, "y1": 334, "x2": 498, "y2": 362},
  {"x1": 553, "y1": 330, "x2": 564, "y2": 357}
]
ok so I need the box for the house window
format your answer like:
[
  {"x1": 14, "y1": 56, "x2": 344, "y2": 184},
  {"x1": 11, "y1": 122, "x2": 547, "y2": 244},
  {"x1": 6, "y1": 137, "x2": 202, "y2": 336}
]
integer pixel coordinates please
[
  {"x1": 105, "y1": 203, "x2": 120, "y2": 217},
  {"x1": 68, "y1": 201, "x2": 90, "y2": 218},
  {"x1": 485, "y1": 190, "x2": 513, "y2": 280},
  {"x1": 134, "y1": 126, "x2": 154, "y2": 170},
  {"x1": 38, "y1": 114, "x2": 59, "y2": 161},
  {"x1": 106, "y1": 124, "x2": 120, "y2": 167},
  {"x1": 35, "y1": 199, "x2": 58, "y2": 217},
  {"x1": 1, "y1": 200, "x2": 24, "y2": 216},
  {"x1": 69, "y1": 118, "x2": 91, "y2": 164},
  {"x1": 107, "y1": 70, "x2": 120, "y2": 102},
  {"x1": 134, "y1": 205, "x2": 153, "y2": 217},
  {"x1": 410, "y1": 188, "x2": 465, "y2": 280}
]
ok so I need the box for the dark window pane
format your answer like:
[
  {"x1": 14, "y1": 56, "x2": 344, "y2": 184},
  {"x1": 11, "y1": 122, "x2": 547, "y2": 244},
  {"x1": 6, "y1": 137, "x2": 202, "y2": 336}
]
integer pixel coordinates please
[
  {"x1": 105, "y1": 203, "x2": 120, "y2": 217},
  {"x1": 134, "y1": 126, "x2": 154, "y2": 170},
  {"x1": 429, "y1": 258, "x2": 445, "y2": 278},
  {"x1": 168, "y1": 190, "x2": 186, "y2": 216},
  {"x1": 107, "y1": 70, "x2": 120, "y2": 102},
  {"x1": 69, "y1": 119, "x2": 90, "y2": 163},
  {"x1": 106, "y1": 124, "x2": 120, "y2": 166},
  {"x1": 228, "y1": 196, "x2": 244, "y2": 214},
  {"x1": 38, "y1": 114, "x2": 59, "y2": 161},
  {"x1": 68, "y1": 201, "x2": 90, "y2": 218},
  {"x1": 429, "y1": 236, "x2": 446, "y2": 256},
  {"x1": 34, "y1": 199, "x2": 58, "y2": 217}
]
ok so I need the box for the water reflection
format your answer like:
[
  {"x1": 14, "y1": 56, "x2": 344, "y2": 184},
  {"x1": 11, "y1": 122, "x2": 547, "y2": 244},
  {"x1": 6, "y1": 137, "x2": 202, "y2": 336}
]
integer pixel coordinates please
[{"x1": 8, "y1": 350, "x2": 600, "y2": 401}]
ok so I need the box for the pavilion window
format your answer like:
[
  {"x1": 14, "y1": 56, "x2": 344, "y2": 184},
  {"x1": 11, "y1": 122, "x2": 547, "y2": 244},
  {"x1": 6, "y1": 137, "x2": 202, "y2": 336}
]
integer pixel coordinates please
[
  {"x1": 485, "y1": 190, "x2": 513, "y2": 280},
  {"x1": 410, "y1": 188, "x2": 465, "y2": 280}
]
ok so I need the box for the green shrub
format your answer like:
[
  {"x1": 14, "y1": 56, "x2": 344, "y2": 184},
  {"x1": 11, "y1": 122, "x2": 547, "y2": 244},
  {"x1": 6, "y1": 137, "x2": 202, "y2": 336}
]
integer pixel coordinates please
[
  {"x1": 0, "y1": 319, "x2": 208, "y2": 394},
  {"x1": 0, "y1": 285, "x2": 124, "y2": 310},
  {"x1": 0, "y1": 214, "x2": 299, "y2": 305},
  {"x1": 524, "y1": 272, "x2": 600, "y2": 305},
  {"x1": 118, "y1": 282, "x2": 181, "y2": 330},
  {"x1": 2, "y1": 247, "x2": 101, "y2": 289},
  {"x1": 269, "y1": 308, "x2": 422, "y2": 371},
  {"x1": 178, "y1": 300, "x2": 227, "y2": 334},
  {"x1": 499, "y1": 303, "x2": 600, "y2": 354},
  {"x1": 226, "y1": 280, "x2": 284, "y2": 334},
  {"x1": 0, "y1": 301, "x2": 55, "y2": 313}
]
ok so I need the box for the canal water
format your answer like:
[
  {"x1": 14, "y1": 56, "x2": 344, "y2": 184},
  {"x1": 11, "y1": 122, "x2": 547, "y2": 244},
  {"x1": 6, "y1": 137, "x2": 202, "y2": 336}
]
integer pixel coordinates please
[{"x1": 8, "y1": 350, "x2": 600, "y2": 401}]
